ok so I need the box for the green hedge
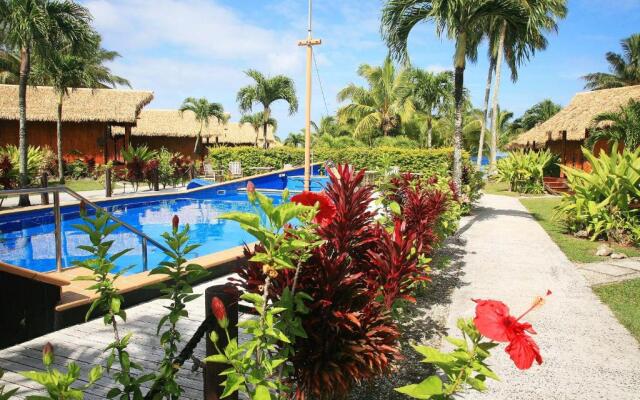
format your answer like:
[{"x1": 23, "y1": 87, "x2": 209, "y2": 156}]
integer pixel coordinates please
[{"x1": 207, "y1": 146, "x2": 463, "y2": 177}]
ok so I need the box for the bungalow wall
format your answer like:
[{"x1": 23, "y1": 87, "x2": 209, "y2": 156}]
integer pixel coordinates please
[
  {"x1": 0, "y1": 120, "x2": 115, "y2": 164},
  {"x1": 543, "y1": 138, "x2": 616, "y2": 174},
  {"x1": 130, "y1": 135, "x2": 197, "y2": 156}
]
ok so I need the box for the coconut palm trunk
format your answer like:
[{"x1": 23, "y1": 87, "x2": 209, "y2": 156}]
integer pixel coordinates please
[
  {"x1": 262, "y1": 108, "x2": 271, "y2": 149},
  {"x1": 426, "y1": 115, "x2": 433, "y2": 148},
  {"x1": 452, "y1": 65, "x2": 465, "y2": 192},
  {"x1": 56, "y1": 94, "x2": 64, "y2": 183},
  {"x1": 18, "y1": 46, "x2": 30, "y2": 206},
  {"x1": 477, "y1": 57, "x2": 495, "y2": 168},
  {"x1": 489, "y1": 22, "x2": 507, "y2": 173}
]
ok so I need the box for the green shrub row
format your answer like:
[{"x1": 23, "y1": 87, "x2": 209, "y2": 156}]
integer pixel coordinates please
[
  {"x1": 496, "y1": 149, "x2": 558, "y2": 194},
  {"x1": 558, "y1": 145, "x2": 640, "y2": 245},
  {"x1": 207, "y1": 146, "x2": 464, "y2": 177}
]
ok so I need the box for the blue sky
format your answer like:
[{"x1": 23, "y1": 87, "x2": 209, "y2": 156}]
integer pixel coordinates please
[{"x1": 82, "y1": 0, "x2": 640, "y2": 138}]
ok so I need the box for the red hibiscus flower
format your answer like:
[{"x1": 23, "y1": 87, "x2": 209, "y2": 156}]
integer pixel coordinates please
[
  {"x1": 473, "y1": 292, "x2": 550, "y2": 370},
  {"x1": 291, "y1": 191, "x2": 336, "y2": 227},
  {"x1": 210, "y1": 296, "x2": 229, "y2": 329}
]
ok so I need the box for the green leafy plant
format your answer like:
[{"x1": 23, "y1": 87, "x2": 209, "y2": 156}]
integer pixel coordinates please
[
  {"x1": 558, "y1": 145, "x2": 640, "y2": 244},
  {"x1": 497, "y1": 149, "x2": 556, "y2": 194},
  {"x1": 72, "y1": 209, "x2": 154, "y2": 399},
  {"x1": 149, "y1": 215, "x2": 209, "y2": 398},
  {"x1": 397, "y1": 293, "x2": 551, "y2": 399},
  {"x1": 0, "y1": 369, "x2": 18, "y2": 400},
  {"x1": 204, "y1": 184, "x2": 321, "y2": 399},
  {"x1": 64, "y1": 159, "x2": 89, "y2": 180},
  {"x1": 19, "y1": 343, "x2": 103, "y2": 400},
  {"x1": 395, "y1": 319, "x2": 499, "y2": 399}
]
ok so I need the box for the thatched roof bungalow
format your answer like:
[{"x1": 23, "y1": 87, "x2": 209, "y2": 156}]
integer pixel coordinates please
[
  {"x1": 0, "y1": 84, "x2": 153, "y2": 163},
  {"x1": 111, "y1": 109, "x2": 276, "y2": 156},
  {"x1": 508, "y1": 85, "x2": 640, "y2": 170}
]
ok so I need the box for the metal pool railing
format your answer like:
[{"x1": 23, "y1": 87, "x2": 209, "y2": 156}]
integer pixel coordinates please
[{"x1": 0, "y1": 186, "x2": 171, "y2": 272}]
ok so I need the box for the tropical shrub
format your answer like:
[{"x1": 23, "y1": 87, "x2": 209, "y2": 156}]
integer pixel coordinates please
[
  {"x1": 155, "y1": 148, "x2": 175, "y2": 188},
  {"x1": 373, "y1": 135, "x2": 419, "y2": 148},
  {"x1": 586, "y1": 99, "x2": 640, "y2": 150},
  {"x1": 557, "y1": 145, "x2": 640, "y2": 244},
  {"x1": 122, "y1": 145, "x2": 157, "y2": 191},
  {"x1": 0, "y1": 145, "x2": 49, "y2": 185},
  {"x1": 64, "y1": 159, "x2": 89, "y2": 180},
  {"x1": 497, "y1": 149, "x2": 557, "y2": 194}
]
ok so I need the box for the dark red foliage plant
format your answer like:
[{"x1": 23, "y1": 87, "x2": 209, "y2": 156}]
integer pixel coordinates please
[
  {"x1": 0, "y1": 155, "x2": 15, "y2": 189},
  {"x1": 386, "y1": 173, "x2": 450, "y2": 254},
  {"x1": 230, "y1": 165, "x2": 403, "y2": 399}
]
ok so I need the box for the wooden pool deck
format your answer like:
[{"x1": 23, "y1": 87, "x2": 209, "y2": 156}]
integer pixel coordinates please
[{"x1": 0, "y1": 275, "x2": 231, "y2": 399}]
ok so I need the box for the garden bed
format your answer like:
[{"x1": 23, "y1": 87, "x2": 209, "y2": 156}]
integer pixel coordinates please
[{"x1": 520, "y1": 197, "x2": 640, "y2": 263}]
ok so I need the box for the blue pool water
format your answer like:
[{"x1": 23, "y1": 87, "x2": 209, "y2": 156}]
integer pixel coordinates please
[
  {"x1": 0, "y1": 165, "x2": 323, "y2": 275},
  {"x1": 0, "y1": 191, "x2": 281, "y2": 274},
  {"x1": 286, "y1": 176, "x2": 330, "y2": 192}
]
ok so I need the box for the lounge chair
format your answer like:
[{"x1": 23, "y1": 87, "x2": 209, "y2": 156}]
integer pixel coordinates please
[
  {"x1": 229, "y1": 161, "x2": 243, "y2": 179},
  {"x1": 203, "y1": 162, "x2": 218, "y2": 180}
]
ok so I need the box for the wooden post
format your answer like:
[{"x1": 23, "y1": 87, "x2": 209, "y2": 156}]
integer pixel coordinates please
[
  {"x1": 153, "y1": 166, "x2": 159, "y2": 191},
  {"x1": 124, "y1": 125, "x2": 131, "y2": 153},
  {"x1": 298, "y1": 0, "x2": 321, "y2": 192},
  {"x1": 40, "y1": 173, "x2": 49, "y2": 205},
  {"x1": 105, "y1": 167, "x2": 112, "y2": 198},
  {"x1": 204, "y1": 285, "x2": 238, "y2": 400},
  {"x1": 561, "y1": 130, "x2": 567, "y2": 177},
  {"x1": 103, "y1": 125, "x2": 110, "y2": 163}
]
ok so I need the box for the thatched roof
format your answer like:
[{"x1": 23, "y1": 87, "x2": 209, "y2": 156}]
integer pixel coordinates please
[
  {"x1": 0, "y1": 84, "x2": 154, "y2": 124},
  {"x1": 509, "y1": 85, "x2": 640, "y2": 148},
  {"x1": 112, "y1": 109, "x2": 276, "y2": 145}
]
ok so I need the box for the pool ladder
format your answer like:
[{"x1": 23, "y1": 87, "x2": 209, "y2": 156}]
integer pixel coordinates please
[{"x1": 0, "y1": 187, "x2": 170, "y2": 272}]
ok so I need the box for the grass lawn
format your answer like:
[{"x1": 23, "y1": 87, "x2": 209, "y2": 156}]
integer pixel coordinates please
[
  {"x1": 483, "y1": 180, "x2": 545, "y2": 198},
  {"x1": 594, "y1": 278, "x2": 640, "y2": 342},
  {"x1": 50, "y1": 178, "x2": 106, "y2": 192},
  {"x1": 520, "y1": 197, "x2": 640, "y2": 263}
]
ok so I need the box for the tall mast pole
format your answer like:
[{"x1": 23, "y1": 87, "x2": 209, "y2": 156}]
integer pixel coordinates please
[{"x1": 298, "y1": 0, "x2": 321, "y2": 191}]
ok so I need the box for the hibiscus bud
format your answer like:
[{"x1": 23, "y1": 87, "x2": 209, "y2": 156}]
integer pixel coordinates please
[
  {"x1": 172, "y1": 215, "x2": 179, "y2": 231},
  {"x1": 246, "y1": 181, "x2": 256, "y2": 202},
  {"x1": 246, "y1": 181, "x2": 255, "y2": 193},
  {"x1": 42, "y1": 342, "x2": 54, "y2": 367},
  {"x1": 210, "y1": 331, "x2": 219, "y2": 344},
  {"x1": 210, "y1": 297, "x2": 228, "y2": 329}
]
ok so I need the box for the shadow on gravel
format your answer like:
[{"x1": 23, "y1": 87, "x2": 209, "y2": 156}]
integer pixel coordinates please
[{"x1": 349, "y1": 236, "x2": 469, "y2": 400}]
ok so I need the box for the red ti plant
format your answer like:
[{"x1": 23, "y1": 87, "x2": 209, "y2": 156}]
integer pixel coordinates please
[
  {"x1": 385, "y1": 173, "x2": 449, "y2": 255},
  {"x1": 368, "y1": 221, "x2": 429, "y2": 309},
  {"x1": 231, "y1": 165, "x2": 401, "y2": 399}
]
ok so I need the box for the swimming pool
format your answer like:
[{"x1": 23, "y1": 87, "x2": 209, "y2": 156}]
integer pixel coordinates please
[{"x1": 0, "y1": 165, "x2": 322, "y2": 275}]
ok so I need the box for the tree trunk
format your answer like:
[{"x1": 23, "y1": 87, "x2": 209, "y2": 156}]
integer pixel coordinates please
[
  {"x1": 193, "y1": 133, "x2": 201, "y2": 157},
  {"x1": 489, "y1": 22, "x2": 507, "y2": 174},
  {"x1": 18, "y1": 47, "x2": 30, "y2": 207},
  {"x1": 57, "y1": 96, "x2": 65, "y2": 184},
  {"x1": 255, "y1": 129, "x2": 259, "y2": 148},
  {"x1": 452, "y1": 66, "x2": 465, "y2": 195},
  {"x1": 426, "y1": 116, "x2": 433, "y2": 148},
  {"x1": 477, "y1": 57, "x2": 495, "y2": 169},
  {"x1": 262, "y1": 122, "x2": 268, "y2": 149}
]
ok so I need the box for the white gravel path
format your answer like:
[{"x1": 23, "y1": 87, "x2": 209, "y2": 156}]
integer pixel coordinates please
[{"x1": 446, "y1": 194, "x2": 640, "y2": 400}]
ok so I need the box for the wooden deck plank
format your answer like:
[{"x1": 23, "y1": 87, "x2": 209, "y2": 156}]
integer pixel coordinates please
[{"x1": 0, "y1": 275, "x2": 234, "y2": 399}]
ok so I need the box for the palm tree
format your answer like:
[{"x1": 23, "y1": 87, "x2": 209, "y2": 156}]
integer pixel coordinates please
[
  {"x1": 284, "y1": 131, "x2": 305, "y2": 148},
  {"x1": 515, "y1": 99, "x2": 561, "y2": 130},
  {"x1": 487, "y1": 0, "x2": 567, "y2": 172},
  {"x1": 31, "y1": 36, "x2": 129, "y2": 183},
  {"x1": 179, "y1": 97, "x2": 225, "y2": 157},
  {"x1": 237, "y1": 69, "x2": 298, "y2": 149},
  {"x1": 0, "y1": 0, "x2": 93, "y2": 205},
  {"x1": 240, "y1": 112, "x2": 277, "y2": 147},
  {"x1": 382, "y1": 0, "x2": 525, "y2": 190},
  {"x1": 0, "y1": 47, "x2": 20, "y2": 83},
  {"x1": 583, "y1": 34, "x2": 640, "y2": 90},
  {"x1": 337, "y1": 57, "x2": 412, "y2": 139},
  {"x1": 586, "y1": 99, "x2": 640, "y2": 150},
  {"x1": 408, "y1": 68, "x2": 453, "y2": 147}
]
